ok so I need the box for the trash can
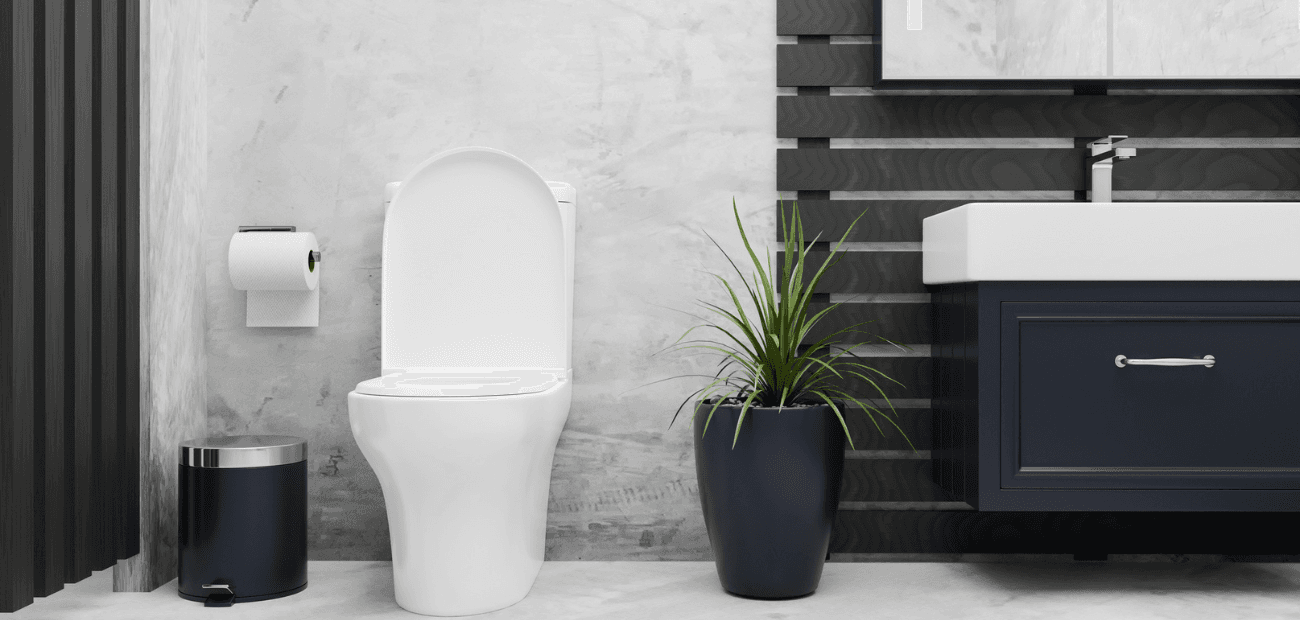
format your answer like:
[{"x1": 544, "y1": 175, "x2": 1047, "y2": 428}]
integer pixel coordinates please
[{"x1": 178, "y1": 435, "x2": 308, "y2": 606}]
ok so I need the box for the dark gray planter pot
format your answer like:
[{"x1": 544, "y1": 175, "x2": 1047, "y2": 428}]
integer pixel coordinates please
[{"x1": 693, "y1": 400, "x2": 846, "y2": 599}]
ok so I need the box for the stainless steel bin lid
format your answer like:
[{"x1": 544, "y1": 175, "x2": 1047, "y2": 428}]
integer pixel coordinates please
[{"x1": 179, "y1": 435, "x2": 307, "y2": 468}]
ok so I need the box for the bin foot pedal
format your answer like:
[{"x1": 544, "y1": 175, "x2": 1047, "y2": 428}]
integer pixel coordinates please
[{"x1": 202, "y1": 582, "x2": 235, "y2": 607}]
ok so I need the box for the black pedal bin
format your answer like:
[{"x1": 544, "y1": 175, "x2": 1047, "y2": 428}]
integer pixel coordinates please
[{"x1": 178, "y1": 435, "x2": 308, "y2": 605}]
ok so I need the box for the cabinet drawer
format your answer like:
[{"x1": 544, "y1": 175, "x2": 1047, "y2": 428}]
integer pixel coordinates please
[{"x1": 1001, "y1": 302, "x2": 1300, "y2": 490}]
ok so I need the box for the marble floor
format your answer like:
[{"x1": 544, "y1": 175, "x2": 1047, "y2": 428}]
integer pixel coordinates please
[{"x1": 12, "y1": 560, "x2": 1300, "y2": 619}]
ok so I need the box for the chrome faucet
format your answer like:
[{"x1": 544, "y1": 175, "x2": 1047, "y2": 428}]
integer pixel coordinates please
[{"x1": 1085, "y1": 135, "x2": 1137, "y2": 203}]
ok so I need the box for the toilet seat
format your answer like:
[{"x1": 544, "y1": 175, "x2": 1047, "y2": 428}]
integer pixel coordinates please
[{"x1": 355, "y1": 368, "x2": 568, "y2": 397}]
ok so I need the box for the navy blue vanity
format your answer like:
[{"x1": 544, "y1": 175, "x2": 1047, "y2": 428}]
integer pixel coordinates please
[
  {"x1": 932, "y1": 281, "x2": 1300, "y2": 512},
  {"x1": 923, "y1": 199, "x2": 1300, "y2": 514}
]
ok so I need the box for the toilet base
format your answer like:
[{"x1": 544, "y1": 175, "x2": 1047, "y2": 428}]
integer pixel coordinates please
[{"x1": 348, "y1": 381, "x2": 570, "y2": 617}]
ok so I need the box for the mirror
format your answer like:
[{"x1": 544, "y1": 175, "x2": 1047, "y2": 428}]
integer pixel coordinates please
[{"x1": 882, "y1": 0, "x2": 1300, "y2": 80}]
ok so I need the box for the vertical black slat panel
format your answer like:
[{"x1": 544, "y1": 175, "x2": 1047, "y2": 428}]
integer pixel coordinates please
[
  {"x1": 33, "y1": 0, "x2": 66, "y2": 597},
  {"x1": 2, "y1": 0, "x2": 39, "y2": 612},
  {"x1": 66, "y1": 0, "x2": 94, "y2": 582},
  {"x1": 94, "y1": 0, "x2": 119, "y2": 569},
  {"x1": 777, "y1": 44, "x2": 875, "y2": 87},
  {"x1": 0, "y1": 0, "x2": 18, "y2": 600},
  {"x1": 117, "y1": 0, "x2": 138, "y2": 559},
  {"x1": 777, "y1": 0, "x2": 874, "y2": 35}
]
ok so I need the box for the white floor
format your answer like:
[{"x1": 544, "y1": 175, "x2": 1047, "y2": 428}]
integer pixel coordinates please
[{"x1": 12, "y1": 560, "x2": 1300, "y2": 619}]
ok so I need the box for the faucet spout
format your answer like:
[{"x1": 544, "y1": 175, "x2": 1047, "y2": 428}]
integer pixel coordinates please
[{"x1": 1084, "y1": 136, "x2": 1137, "y2": 203}]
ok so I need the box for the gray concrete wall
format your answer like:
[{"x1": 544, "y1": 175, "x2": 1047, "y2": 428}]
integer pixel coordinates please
[
  {"x1": 206, "y1": 0, "x2": 777, "y2": 559},
  {"x1": 114, "y1": 0, "x2": 210, "y2": 591}
]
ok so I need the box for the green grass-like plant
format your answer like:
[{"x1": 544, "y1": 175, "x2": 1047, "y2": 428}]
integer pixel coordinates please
[{"x1": 662, "y1": 199, "x2": 914, "y2": 451}]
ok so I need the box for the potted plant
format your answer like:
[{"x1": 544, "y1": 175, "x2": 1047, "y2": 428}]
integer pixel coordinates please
[{"x1": 666, "y1": 200, "x2": 912, "y2": 599}]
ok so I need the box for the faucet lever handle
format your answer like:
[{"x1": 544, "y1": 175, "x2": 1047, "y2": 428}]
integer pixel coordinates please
[{"x1": 1086, "y1": 135, "x2": 1129, "y2": 154}]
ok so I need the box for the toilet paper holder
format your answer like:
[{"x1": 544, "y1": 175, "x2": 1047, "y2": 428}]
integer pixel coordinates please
[{"x1": 237, "y1": 226, "x2": 321, "y2": 264}]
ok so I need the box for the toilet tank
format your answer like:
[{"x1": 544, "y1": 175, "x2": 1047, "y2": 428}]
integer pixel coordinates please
[
  {"x1": 381, "y1": 148, "x2": 569, "y2": 373},
  {"x1": 548, "y1": 181, "x2": 576, "y2": 372}
]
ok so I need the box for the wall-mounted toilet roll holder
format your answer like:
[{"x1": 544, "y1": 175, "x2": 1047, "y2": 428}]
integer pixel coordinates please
[
  {"x1": 229, "y1": 227, "x2": 322, "y2": 327},
  {"x1": 237, "y1": 226, "x2": 322, "y2": 270}
]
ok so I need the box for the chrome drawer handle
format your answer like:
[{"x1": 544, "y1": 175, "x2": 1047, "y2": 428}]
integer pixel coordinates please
[{"x1": 1115, "y1": 355, "x2": 1215, "y2": 368}]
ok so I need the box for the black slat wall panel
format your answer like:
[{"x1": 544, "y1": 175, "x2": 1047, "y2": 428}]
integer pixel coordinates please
[
  {"x1": 3, "y1": 0, "x2": 39, "y2": 610},
  {"x1": 779, "y1": 200, "x2": 965, "y2": 242},
  {"x1": 69, "y1": 0, "x2": 95, "y2": 581},
  {"x1": 35, "y1": 0, "x2": 67, "y2": 597},
  {"x1": 779, "y1": 251, "x2": 925, "y2": 293},
  {"x1": 93, "y1": 0, "x2": 121, "y2": 571},
  {"x1": 841, "y1": 459, "x2": 949, "y2": 502},
  {"x1": 2, "y1": 0, "x2": 138, "y2": 610},
  {"x1": 803, "y1": 302, "x2": 930, "y2": 344},
  {"x1": 118, "y1": 0, "x2": 139, "y2": 559},
  {"x1": 844, "y1": 407, "x2": 929, "y2": 451},
  {"x1": 776, "y1": 1, "x2": 1300, "y2": 558},
  {"x1": 780, "y1": 148, "x2": 1300, "y2": 192},
  {"x1": 820, "y1": 356, "x2": 931, "y2": 399},
  {"x1": 0, "y1": 0, "x2": 14, "y2": 600},
  {"x1": 777, "y1": 0, "x2": 874, "y2": 35},
  {"x1": 779, "y1": 148, "x2": 1084, "y2": 191},
  {"x1": 778, "y1": 44, "x2": 876, "y2": 87},
  {"x1": 778, "y1": 96, "x2": 1300, "y2": 138}
]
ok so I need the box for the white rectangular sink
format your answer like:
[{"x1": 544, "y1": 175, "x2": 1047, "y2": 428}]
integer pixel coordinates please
[{"x1": 922, "y1": 202, "x2": 1300, "y2": 284}]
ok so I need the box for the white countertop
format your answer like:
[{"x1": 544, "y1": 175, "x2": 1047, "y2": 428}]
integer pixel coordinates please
[{"x1": 922, "y1": 202, "x2": 1300, "y2": 284}]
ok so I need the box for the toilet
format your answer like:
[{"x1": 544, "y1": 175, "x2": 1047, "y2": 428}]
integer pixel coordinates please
[{"x1": 348, "y1": 147, "x2": 575, "y2": 616}]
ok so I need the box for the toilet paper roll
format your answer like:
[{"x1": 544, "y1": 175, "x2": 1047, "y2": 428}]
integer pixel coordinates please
[{"x1": 228, "y1": 232, "x2": 320, "y2": 291}]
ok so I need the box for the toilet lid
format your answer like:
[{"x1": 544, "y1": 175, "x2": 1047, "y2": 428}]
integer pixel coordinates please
[
  {"x1": 354, "y1": 368, "x2": 567, "y2": 397},
  {"x1": 382, "y1": 147, "x2": 566, "y2": 371}
]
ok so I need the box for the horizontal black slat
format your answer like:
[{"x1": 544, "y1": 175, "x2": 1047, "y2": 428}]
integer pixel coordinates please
[
  {"x1": 779, "y1": 200, "x2": 966, "y2": 243},
  {"x1": 778, "y1": 95, "x2": 1300, "y2": 138},
  {"x1": 778, "y1": 149, "x2": 1300, "y2": 191},
  {"x1": 779, "y1": 251, "x2": 924, "y2": 293},
  {"x1": 803, "y1": 302, "x2": 930, "y2": 344},
  {"x1": 777, "y1": 44, "x2": 874, "y2": 87},
  {"x1": 779, "y1": 149, "x2": 1080, "y2": 191},
  {"x1": 831, "y1": 511, "x2": 1300, "y2": 554},
  {"x1": 815, "y1": 356, "x2": 931, "y2": 399},
  {"x1": 844, "y1": 407, "x2": 930, "y2": 451},
  {"x1": 777, "y1": 0, "x2": 874, "y2": 35},
  {"x1": 841, "y1": 459, "x2": 950, "y2": 502},
  {"x1": 1117, "y1": 149, "x2": 1300, "y2": 191}
]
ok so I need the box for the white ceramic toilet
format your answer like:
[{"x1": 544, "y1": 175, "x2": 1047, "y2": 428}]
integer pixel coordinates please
[{"x1": 348, "y1": 147, "x2": 575, "y2": 616}]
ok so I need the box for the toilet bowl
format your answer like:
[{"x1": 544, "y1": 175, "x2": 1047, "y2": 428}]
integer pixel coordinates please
[{"x1": 348, "y1": 147, "x2": 575, "y2": 616}]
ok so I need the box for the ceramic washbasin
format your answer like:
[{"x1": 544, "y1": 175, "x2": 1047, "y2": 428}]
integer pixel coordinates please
[{"x1": 921, "y1": 202, "x2": 1300, "y2": 285}]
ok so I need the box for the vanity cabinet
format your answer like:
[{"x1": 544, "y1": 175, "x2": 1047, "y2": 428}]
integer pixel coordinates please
[
  {"x1": 932, "y1": 281, "x2": 1300, "y2": 511},
  {"x1": 882, "y1": 0, "x2": 1300, "y2": 80}
]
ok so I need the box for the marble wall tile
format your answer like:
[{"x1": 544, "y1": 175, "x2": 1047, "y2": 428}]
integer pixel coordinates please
[
  {"x1": 113, "y1": 0, "x2": 210, "y2": 592},
  {"x1": 205, "y1": 0, "x2": 777, "y2": 559},
  {"x1": 1113, "y1": 0, "x2": 1300, "y2": 78},
  {"x1": 995, "y1": 0, "x2": 1107, "y2": 77},
  {"x1": 883, "y1": 0, "x2": 1108, "y2": 79}
]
